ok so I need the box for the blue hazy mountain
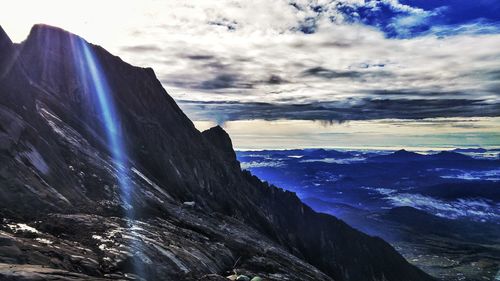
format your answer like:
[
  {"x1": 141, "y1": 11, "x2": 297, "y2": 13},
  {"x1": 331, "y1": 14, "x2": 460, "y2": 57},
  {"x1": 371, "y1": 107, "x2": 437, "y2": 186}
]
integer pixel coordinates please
[
  {"x1": 368, "y1": 149, "x2": 428, "y2": 162},
  {"x1": 237, "y1": 148, "x2": 500, "y2": 281}
]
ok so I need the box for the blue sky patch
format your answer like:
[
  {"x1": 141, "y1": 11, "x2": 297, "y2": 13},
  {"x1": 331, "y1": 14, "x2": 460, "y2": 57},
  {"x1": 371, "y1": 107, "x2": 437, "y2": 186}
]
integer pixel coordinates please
[{"x1": 336, "y1": 0, "x2": 500, "y2": 38}]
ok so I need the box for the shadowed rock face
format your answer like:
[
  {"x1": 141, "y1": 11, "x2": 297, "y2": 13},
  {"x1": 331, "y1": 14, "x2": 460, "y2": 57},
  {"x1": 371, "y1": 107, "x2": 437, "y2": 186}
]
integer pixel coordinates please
[
  {"x1": 0, "y1": 26, "x2": 14, "y2": 79},
  {"x1": 0, "y1": 24, "x2": 434, "y2": 281}
]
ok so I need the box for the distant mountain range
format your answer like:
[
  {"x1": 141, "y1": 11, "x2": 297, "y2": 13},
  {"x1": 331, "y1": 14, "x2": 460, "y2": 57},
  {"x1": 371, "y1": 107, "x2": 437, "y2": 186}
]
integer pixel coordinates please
[
  {"x1": 368, "y1": 149, "x2": 474, "y2": 162},
  {"x1": 237, "y1": 148, "x2": 500, "y2": 281}
]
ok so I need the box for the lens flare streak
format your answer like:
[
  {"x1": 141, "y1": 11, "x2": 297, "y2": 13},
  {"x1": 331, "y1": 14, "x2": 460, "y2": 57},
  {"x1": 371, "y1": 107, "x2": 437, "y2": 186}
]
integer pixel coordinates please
[
  {"x1": 71, "y1": 37, "x2": 144, "y2": 277},
  {"x1": 79, "y1": 41, "x2": 132, "y2": 204}
]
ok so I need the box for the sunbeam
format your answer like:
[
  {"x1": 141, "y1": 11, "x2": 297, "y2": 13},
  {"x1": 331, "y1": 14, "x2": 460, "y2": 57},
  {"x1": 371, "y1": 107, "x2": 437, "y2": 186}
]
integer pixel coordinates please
[
  {"x1": 70, "y1": 35, "x2": 145, "y2": 279},
  {"x1": 79, "y1": 40, "x2": 132, "y2": 207}
]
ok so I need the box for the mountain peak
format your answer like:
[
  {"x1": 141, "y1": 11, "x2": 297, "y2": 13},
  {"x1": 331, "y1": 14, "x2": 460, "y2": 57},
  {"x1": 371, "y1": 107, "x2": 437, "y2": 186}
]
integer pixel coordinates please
[
  {"x1": 27, "y1": 24, "x2": 78, "y2": 40},
  {"x1": 0, "y1": 25, "x2": 12, "y2": 46},
  {"x1": 369, "y1": 149, "x2": 425, "y2": 162},
  {"x1": 432, "y1": 150, "x2": 471, "y2": 160},
  {"x1": 393, "y1": 149, "x2": 422, "y2": 156},
  {"x1": 0, "y1": 25, "x2": 14, "y2": 78},
  {"x1": 202, "y1": 125, "x2": 238, "y2": 164},
  {"x1": 22, "y1": 24, "x2": 85, "y2": 57}
]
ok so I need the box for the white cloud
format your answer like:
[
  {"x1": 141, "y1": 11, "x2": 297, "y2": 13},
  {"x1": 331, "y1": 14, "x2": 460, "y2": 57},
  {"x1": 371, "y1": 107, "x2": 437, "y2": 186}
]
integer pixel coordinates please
[
  {"x1": 94, "y1": 1, "x2": 500, "y2": 110},
  {"x1": 384, "y1": 193, "x2": 500, "y2": 221}
]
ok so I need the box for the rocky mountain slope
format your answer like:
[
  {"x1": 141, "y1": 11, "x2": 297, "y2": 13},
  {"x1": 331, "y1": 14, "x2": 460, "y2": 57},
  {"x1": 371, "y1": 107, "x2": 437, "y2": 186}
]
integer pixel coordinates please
[{"x1": 0, "y1": 24, "x2": 434, "y2": 281}]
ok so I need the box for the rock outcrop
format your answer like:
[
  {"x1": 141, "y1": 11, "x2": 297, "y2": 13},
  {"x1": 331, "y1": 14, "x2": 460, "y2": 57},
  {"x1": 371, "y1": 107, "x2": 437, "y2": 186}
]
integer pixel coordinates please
[
  {"x1": 0, "y1": 26, "x2": 14, "y2": 79},
  {"x1": 0, "y1": 24, "x2": 434, "y2": 281}
]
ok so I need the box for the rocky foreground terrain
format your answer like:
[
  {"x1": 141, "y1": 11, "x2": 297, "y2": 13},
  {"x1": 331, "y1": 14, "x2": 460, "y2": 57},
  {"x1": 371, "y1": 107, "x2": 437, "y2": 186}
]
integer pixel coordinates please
[{"x1": 0, "y1": 24, "x2": 434, "y2": 281}]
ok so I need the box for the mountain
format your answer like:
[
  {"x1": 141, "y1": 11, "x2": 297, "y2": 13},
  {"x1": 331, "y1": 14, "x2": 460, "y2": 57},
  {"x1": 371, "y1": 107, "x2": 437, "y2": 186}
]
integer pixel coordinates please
[
  {"x1": 452, "y1": 148, "x2": 487, "y2": 153},
  {"x1": 301, "y1": 149, "x2": 353, "y2": 159},
  {"x1": 410, "y1": 181, "x2": 500, "y2": 201},
  {"x1": 381, "y1": 206, "x2": 500, "y2": 242},
  {"x1": 0, "y1": 26, "x2": 13, "y2": 78},
  {"x1": 428, "y1": 151, "x2": 472, "y2": 161},
  {"x1": 368, "y1": 149, "x2": 474, "y2": 163},
  {"x1": 0, "y1": 24, "x2": 433, "y2": 281},
  {"x1": 368, "y1": 149, "x2": 427, "y2": 162}
]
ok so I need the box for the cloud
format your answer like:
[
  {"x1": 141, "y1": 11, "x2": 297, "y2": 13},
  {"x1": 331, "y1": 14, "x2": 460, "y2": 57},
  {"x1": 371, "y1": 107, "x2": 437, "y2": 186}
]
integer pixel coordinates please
[
  {"x1": 302, "y1": 66, "x2": 392, "y2": 80},
  {"x1": 177, "y1": 98, "x2": 500, "y2": 123},
  {"x1": 62, "y1": 0, "x2": 498, "y2": 123},
  {"x1": 302, "y1": 66, "x2": 364, "y2": 79},
  {"x1": 121, "y1": 44, "x2": 162, "y2": 52},
  {"x1": 266, "y1": 74, "x2": 288, "y2": 85},
  {"x1": 429, "y1": 21, "x2": 500, "y2": 37},
  {"x1": 140, "y1": 19, "x2": 500, "y2": 122},
  {"x1": 400, "y1": 0, "x2": 500, "y2": 25},
  {"x1": 199, "y1": 73, "x2": 253, "y2": 90},
  {"x1": 208, "y1": 18, "x2": 238, "y2": 31},
  {"x1": 185, "y1": 54, "x2": 216, "y2": 61}
]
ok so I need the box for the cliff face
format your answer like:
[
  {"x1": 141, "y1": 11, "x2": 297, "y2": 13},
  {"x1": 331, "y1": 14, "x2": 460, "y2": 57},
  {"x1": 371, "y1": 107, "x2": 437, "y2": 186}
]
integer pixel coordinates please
[
  {"x1": 0, "y1": 26, "x2": 13, "y2": 79},
  {"x1": 0, "y1": 24, "x2": 433, "y2": 281}
]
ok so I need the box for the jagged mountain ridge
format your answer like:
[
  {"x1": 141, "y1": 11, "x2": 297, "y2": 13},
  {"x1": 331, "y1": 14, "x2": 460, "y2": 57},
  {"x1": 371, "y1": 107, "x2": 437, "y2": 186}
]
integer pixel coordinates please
[{"x1": 0, "y1": 24, "x2": 433, "y2": 281}]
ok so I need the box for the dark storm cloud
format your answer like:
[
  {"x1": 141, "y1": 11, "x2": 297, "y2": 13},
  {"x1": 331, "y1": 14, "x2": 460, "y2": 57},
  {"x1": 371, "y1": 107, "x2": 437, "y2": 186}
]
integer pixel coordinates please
[
  {"x1": 484, "y1": 70, "x2": 500, "y2": 80},
  {"x1": 200, "y1": 74, "x2": 254, "y2": 89},
  {"x1": 265, "y1": 75, "x2": 288, "y2": 85},
  {"x1": 367, "y1": 89, "x2": 470, "y2": 97},
  {"x1": 203, "y1": 61, "x2": 230, "y2": 71},
  {"x1": 121, "y1": 45, "x2": 162, "y2": 52},
  {"x1": 185, "y1": 54, "x2": 216, "y2": 61},
  {"x1": 171, "y1": 74, "x2": 254, "y2": 90},
  {"x1": 374, "y1": 118, "x2": 493, "y2": 129},
  {"x1": 303, "y1": 67, "x2": 364, "y2": 79},
  {"x1": 320, "y1": 41, "x2": 353, "y2": 48},
  {"x1": 487, "y1": 83, "x2": 500, "y2": 94},
  {"x1": 178, "y1": 98, "x2": 500, "y2": 124},
  {"x1": 208, "y1": 18, "x2": 238, "y2": 31},
  {"x1": 302, "y1": 67, "x2": 392, "y2": 80},
  {"x1": 163, "y1": 72, "x2": 288, "y2": 91}
]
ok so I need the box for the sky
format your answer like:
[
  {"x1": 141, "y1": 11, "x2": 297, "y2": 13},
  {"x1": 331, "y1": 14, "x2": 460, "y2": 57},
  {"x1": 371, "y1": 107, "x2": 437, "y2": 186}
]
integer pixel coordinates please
[{"x1": 1, "y1": 0, "x2": 499, "y2": 150}]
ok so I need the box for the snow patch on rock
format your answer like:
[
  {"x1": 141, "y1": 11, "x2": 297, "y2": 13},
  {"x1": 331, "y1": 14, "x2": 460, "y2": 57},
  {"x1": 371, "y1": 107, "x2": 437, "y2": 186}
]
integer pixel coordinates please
[{"x1": 8, "y1": 223, "x2": 40, "y2": 234}]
